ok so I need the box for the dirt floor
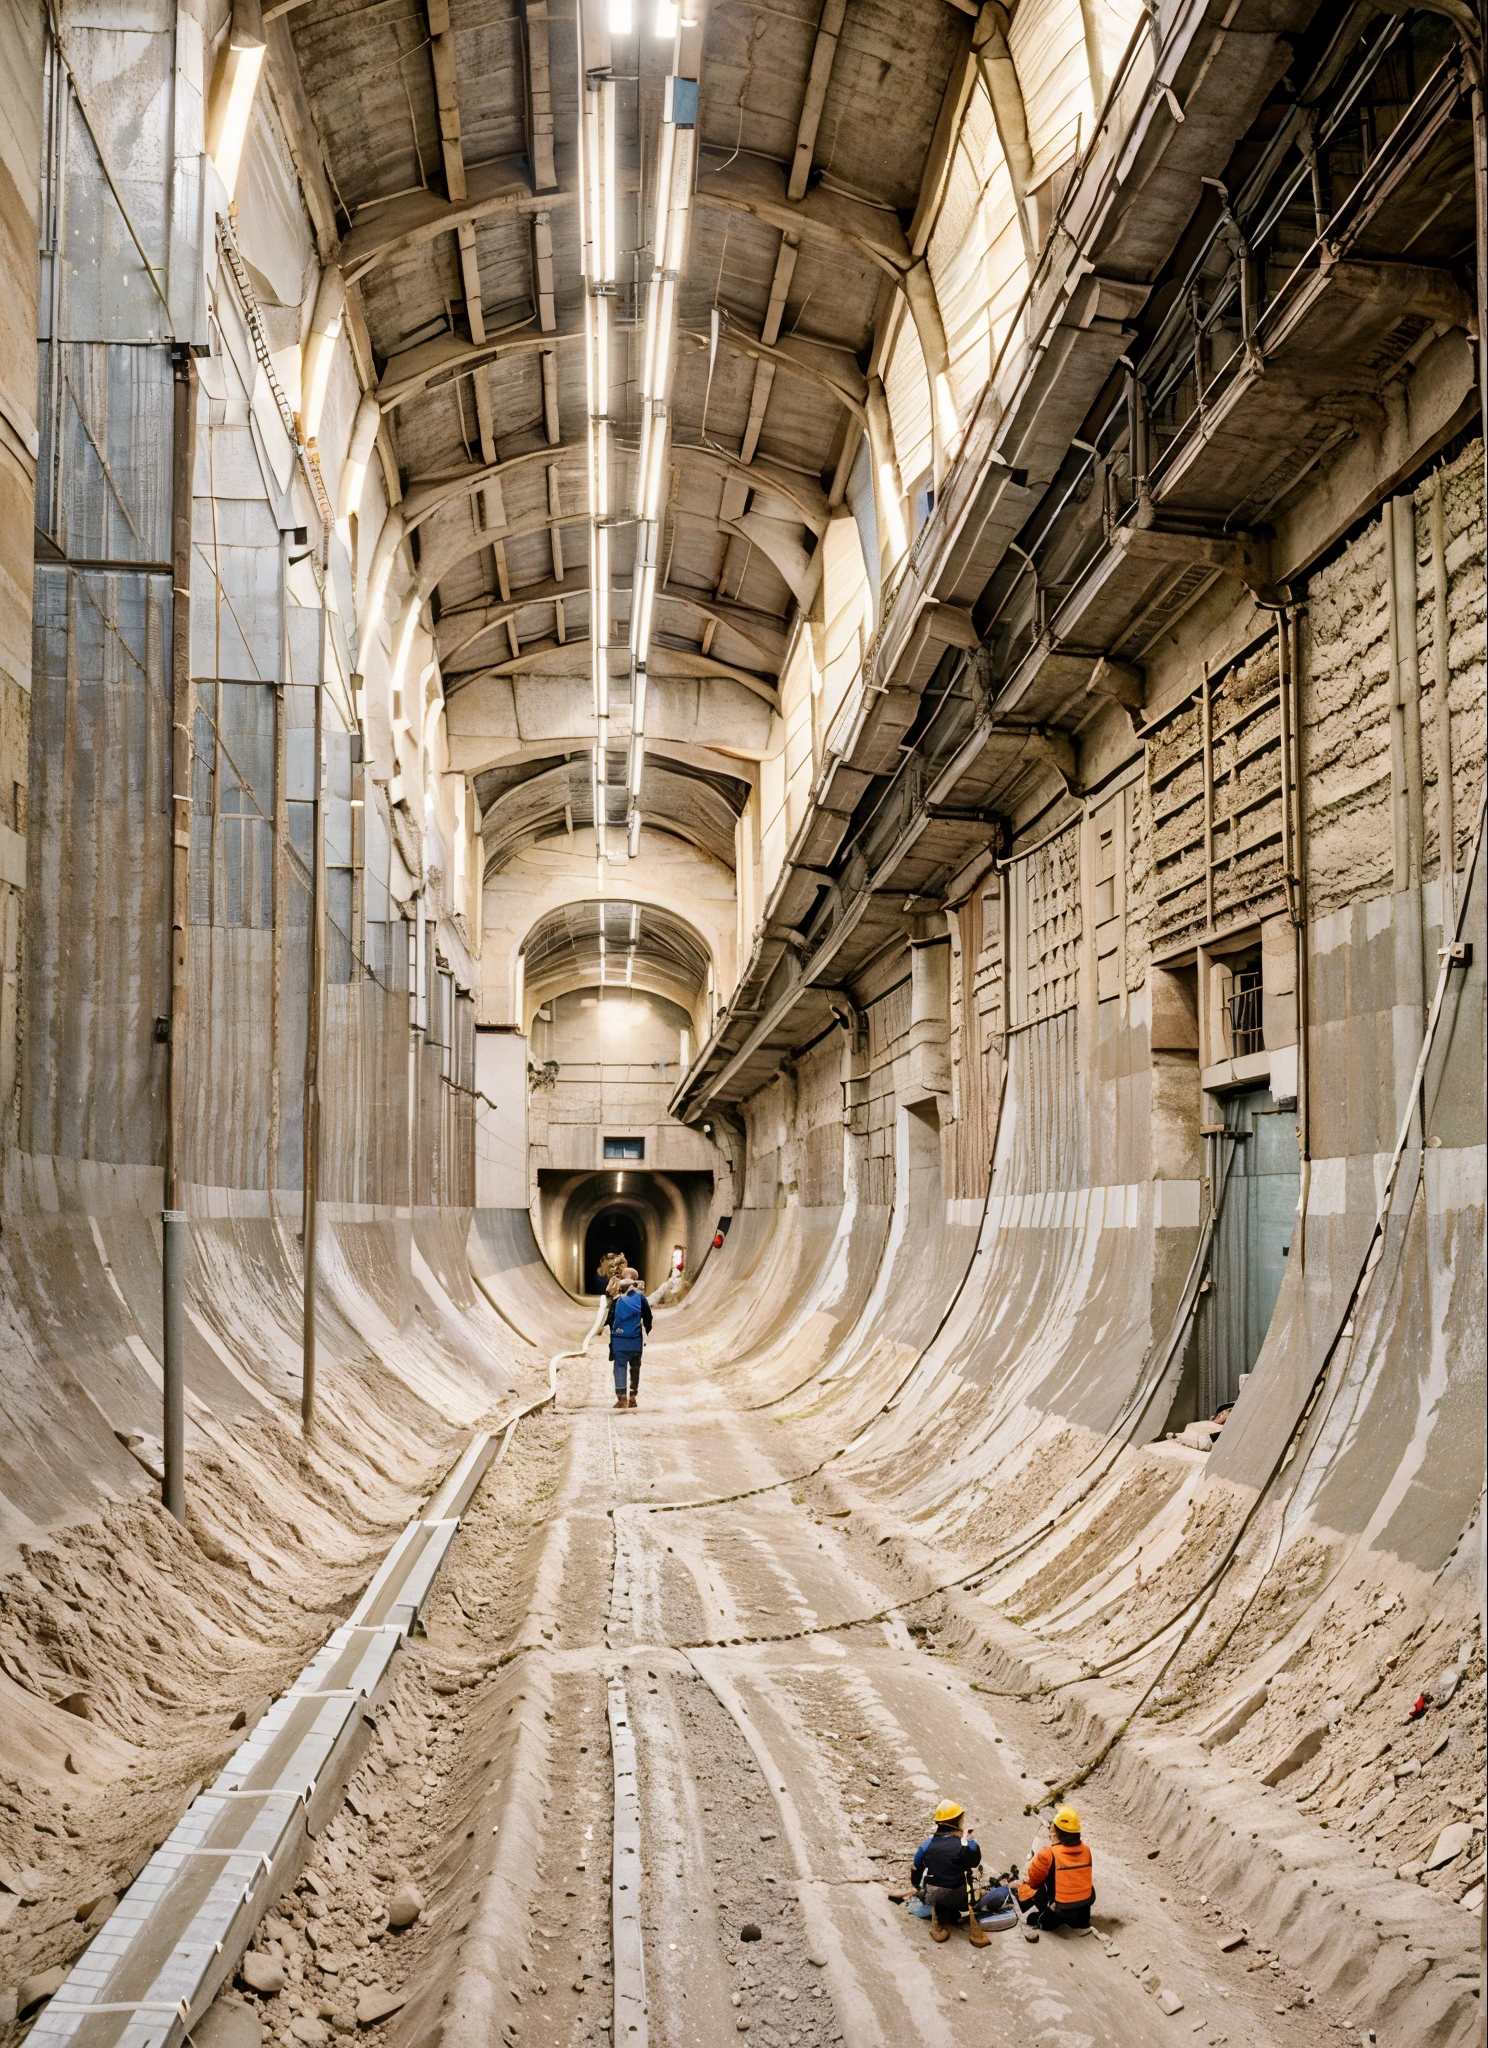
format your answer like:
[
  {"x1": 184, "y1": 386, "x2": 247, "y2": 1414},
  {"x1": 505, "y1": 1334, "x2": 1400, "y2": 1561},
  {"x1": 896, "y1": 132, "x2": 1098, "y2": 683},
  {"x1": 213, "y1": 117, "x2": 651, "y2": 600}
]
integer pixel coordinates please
[
  {"x1": 209, "y1": 1337, "x2": 1408, "y2": 2048},
  {"x1": 6, "y1": 1326, "x2": 1476, "y2": 2048}
]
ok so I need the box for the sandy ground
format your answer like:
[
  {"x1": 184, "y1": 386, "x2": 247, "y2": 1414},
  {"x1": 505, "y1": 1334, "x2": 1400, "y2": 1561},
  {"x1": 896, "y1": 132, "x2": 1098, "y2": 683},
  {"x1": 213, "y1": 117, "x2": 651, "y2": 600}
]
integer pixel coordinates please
[{"x1": 204, "y1": 1332, "x2": 1384, "y2": 2048}]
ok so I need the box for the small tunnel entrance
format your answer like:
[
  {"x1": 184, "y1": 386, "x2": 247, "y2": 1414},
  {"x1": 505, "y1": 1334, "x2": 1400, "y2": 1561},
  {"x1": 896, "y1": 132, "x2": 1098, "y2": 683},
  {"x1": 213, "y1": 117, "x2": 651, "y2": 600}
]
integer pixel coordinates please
[{"x1": 583, "y1": 1208, "x2": 645, "y2": 1293}]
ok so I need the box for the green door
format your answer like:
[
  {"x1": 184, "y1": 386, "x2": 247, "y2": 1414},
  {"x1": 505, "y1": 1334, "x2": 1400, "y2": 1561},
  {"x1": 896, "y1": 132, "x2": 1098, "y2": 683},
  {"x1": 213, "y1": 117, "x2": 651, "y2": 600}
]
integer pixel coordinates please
[{"x1": 1206, "y1": 1086, "x2": 1300, "y2": 1411}]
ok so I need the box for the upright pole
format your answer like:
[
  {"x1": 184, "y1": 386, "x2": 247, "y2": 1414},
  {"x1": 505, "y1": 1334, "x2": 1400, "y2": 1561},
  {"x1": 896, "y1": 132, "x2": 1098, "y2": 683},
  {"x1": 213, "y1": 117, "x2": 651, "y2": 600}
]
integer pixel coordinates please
[
  {"x1": 301, "y1": 621, "x2": 325, "y2": 1431},
  {"x1": 163, "y1": 345, "x2": 197, "y2": 1523}
]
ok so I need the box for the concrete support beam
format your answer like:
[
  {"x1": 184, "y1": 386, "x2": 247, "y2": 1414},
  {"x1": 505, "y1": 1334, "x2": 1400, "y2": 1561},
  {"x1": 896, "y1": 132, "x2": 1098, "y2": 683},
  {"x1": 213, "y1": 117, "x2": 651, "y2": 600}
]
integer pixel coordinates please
[
  {"x1": 548, "y1": 466, "x2": 565, "y2": 581},
  {"x1": 738, "y1": 232, "x2": 799, "y2": 466},
  {"x1": 684, "y1": 321, "x2": 867, "y2": 422},
  {"x1": 401, "y1": 440, "x2": 585, "y2": 529},
  {"x1": 376, "y1": 320, "x2": 583, "y2": 413},
  {"x1": 339, "y1": 165, "x2": 577, "y2": 283},
  {"x1": 788, "y1": 0, "x2": 846, "y2": 201},
  {"x1": 458, "y1": 223, "x2": 486, "y2": 344},
  {"x1": 696, "y1": 153, "x2": 910, "y2": 277},
  {"x1": 541, "y1": 347, "x2": 561, "y2": 445},
  {"x1": 472, "y1": 368, "x2": 497, "y2": 464},
  {"x1": 524, "y1": 0, "x2": 558, "y2": 192},
  {"x1": 427, "y1": 0, "x2": 467, "y2": 202},
  {"x1": 532, "y1": 212, "x2": 557, "y2": 328}
]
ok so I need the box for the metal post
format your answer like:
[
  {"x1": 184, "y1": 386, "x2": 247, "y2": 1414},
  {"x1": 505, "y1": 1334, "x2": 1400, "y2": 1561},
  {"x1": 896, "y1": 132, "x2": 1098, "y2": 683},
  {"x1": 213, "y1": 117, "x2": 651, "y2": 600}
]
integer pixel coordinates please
[
  {"x1": 301, "y1": 621, "x2": 326, "y2": 1431},
  {"x1": 162, "y1": 345, "x2": 197, "y2": 1524}
]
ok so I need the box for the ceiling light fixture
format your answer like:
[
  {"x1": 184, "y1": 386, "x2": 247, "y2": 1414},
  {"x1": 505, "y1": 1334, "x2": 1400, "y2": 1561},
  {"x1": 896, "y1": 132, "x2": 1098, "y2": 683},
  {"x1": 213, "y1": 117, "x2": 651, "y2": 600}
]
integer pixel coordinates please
[
  {"x1": 579, "y1": 0, "x2": 620, "y2": 866},
  {"x1": 628, "y1": 51, "x2": 699, "y2": 864}
]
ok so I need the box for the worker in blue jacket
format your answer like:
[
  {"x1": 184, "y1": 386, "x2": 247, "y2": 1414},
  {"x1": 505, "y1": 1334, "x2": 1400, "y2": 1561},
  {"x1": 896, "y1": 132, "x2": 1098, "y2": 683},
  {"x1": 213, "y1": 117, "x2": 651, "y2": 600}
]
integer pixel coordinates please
[
  {"x1": 912, "y1": 1801, "x2": 990, "y2": 1945},
  {"x1": 605, "y1": 1280, "x2": 652, "y2": 1409}
]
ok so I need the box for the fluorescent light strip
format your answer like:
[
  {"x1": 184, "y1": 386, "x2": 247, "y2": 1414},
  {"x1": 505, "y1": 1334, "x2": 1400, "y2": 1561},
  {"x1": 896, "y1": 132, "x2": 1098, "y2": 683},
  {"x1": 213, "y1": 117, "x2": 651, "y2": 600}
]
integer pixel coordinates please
[
  {"x1": 579, "y1": 17, "x2": 618, "y2": 862},
  {"x1": 627, "y1": 72, "x2": 696, "y2": 858}
]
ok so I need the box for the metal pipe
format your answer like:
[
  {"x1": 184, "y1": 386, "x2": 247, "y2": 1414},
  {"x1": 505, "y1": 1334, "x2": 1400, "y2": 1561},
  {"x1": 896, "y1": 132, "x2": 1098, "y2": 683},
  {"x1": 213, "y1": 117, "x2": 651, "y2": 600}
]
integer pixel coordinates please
[
  {"x1": 301, "y1": 618, "x2": 326, "y2": 1433},
  {"x1": 1284, "y1": 608, "x2": 1311, "y2": 1269},
  {"x1": 162, "y1": 346, "x2": 197, "y2": 1524},
  {"x1": 1429, "y1": 470, "x2": 1454, "y2": 930},
  {"x1": 1384, "y1": 496, "x2": 1410, "y2": 892},
  {"x1": 269, "y1": 533, "x2": 288, "y2": 1185},
  {"x1": 1200, "y1": 660, "x2": 1215, "y2": 929},
  {"x1": 1393, "y1": 495, "x2": 1425, "y2": 890}
]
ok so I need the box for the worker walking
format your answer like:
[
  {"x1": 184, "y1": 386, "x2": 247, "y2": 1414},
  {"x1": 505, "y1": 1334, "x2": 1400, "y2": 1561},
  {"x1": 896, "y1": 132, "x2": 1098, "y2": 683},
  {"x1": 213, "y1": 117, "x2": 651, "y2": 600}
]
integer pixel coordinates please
[
  {"x1": 1017, "y1": 1806, "x2": 1095, "y2": 1935},
  {"x1": 606, "y1": 1279, "x2": 652, "y2": 1409},
  {"x1": 911, "y1": 1801, "x2": 991, "y2": 1945}
]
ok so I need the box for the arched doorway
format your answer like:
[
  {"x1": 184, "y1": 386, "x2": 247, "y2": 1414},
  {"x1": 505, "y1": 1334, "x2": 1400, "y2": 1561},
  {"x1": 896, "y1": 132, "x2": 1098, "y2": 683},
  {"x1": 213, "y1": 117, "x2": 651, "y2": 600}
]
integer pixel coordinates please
[{"x1": 583, "y1": 1208, "x2": 645, "y2": 1294}]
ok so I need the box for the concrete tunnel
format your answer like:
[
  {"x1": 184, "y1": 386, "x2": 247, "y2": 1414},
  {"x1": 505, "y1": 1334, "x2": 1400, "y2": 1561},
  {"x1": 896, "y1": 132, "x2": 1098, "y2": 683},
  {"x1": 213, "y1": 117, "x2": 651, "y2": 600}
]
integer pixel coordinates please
[{"x1": 0, "y1": 0, "x2": 1483, "y2": 2045}]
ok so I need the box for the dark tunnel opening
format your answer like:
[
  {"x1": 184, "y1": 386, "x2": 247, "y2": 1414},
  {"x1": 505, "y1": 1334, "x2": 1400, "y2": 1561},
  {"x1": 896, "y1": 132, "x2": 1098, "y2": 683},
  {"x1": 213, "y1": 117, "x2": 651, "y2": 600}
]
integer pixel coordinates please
[{"x1": 583, "y1": 1208, "x2": 645, "y2": 1293}]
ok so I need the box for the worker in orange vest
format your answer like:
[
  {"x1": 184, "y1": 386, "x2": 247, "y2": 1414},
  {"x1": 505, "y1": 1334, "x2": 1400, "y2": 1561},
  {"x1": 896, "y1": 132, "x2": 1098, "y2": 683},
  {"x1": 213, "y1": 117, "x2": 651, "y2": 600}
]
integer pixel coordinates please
[{"x1": 1017, "y1": 1806, "x2": 1095, "y2": 1938}]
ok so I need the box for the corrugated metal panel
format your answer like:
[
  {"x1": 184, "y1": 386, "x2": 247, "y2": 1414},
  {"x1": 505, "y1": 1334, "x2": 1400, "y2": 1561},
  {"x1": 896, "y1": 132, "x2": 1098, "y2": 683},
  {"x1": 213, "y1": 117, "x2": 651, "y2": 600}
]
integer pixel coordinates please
[
  {"x1": 1006, "y1": 0, "x2": 1089, "y2": 181},
  {"x1": 54, "y1": 23, "x2": 173, "y2": 345},
  {"x1": 797, "y1": 1031, "x2": 844, "y2": 1208},
  {"x1": 946, "y1": 883, "x2": 1003, "y2": 1200},
  {"x1": 35, "y1": 341, "x2": 173, "y2": 561},
  {"x1": 1003, "y1": 1006, "x2": 1082, "y2": 1194},
  {"x1": 1011, "y1": 820, "x2": 1080, "y2": 1025},
  {"x1": 185, "y1": 929, "x2": 276, "y2": 1188},
  {"x1": 190, "y1": 682, "x2": 276, "y2": 931},
  {"x1": 846, "y1": 431, "x2": 880, "y2": 626},
  {"x1": 22, "y1": 565, "x2": 171, "y2": 1164},
  {"x1": 883, "y1": 311, "x2": 932, "y2": 494},
  {"x1": 926, "y1": 81, "x2": 1022, "y2": 418}
]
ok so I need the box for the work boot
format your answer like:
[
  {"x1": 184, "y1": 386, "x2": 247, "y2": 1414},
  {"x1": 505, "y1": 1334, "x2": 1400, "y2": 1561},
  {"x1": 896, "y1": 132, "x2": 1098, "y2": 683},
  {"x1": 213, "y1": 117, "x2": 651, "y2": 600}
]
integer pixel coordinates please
[
  {"x1": 930, "y1": 1910, "x2": 950, "y2": 1943},
  {"x1": 627, "y1": 1393, "x2": 638, "y2": 1408},
  {"x1": 614, "y1": 1395, "x2": 627, "y2": 1410},
  {"x1": 1021, "y1": 1921, "x2": 1040, "y2": 1943},
  {"x1": 967, "y1": 1919, "x2": 990, "y2": 1947}
]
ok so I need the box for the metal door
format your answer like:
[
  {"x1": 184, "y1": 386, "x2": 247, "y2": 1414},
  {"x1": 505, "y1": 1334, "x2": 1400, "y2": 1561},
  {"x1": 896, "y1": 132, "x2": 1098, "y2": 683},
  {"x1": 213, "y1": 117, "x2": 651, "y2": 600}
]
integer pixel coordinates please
[{"x1": 1205, "y1": 1086, "x2": 1300, "y2": 1411}]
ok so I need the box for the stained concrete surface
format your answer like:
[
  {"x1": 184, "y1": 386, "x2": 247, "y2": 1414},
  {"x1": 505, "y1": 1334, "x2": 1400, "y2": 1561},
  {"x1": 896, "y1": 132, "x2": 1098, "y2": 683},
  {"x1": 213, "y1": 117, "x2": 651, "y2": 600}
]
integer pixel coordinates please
[{"x1": 213, "y1": 1333, "x2": 1370, "y2": 2048}]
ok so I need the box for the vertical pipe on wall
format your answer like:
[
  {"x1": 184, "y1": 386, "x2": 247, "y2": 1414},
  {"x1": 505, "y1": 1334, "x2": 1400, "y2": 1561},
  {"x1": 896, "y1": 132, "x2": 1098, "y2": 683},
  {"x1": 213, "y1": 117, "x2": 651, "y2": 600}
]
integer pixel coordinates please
[
  {"x1": 162, "y1": 346, "x2": 198, "y2": 1524},
  {"x1": 1200, "y1": 660, "x2": 1214, "y2": 931},
  {"x1": 1429, "y1": 471, "x2": 1454, "y2": 930},
  {"x1": 1281, "y1": 606, "x2": 1311, "y2": 1269},
  {"x1": 301, "y1": 623, "x2": 326, "y2": 1432},
  {"x1": 269, "y1": 533, "x2": 288, "y2": 1187},
  {"x1": 1384, "y1": 496, "x2": 1425, "y2": 894},
  {"x1": 1393, "y1": 496, "x2": 1425, "y2": 888}
]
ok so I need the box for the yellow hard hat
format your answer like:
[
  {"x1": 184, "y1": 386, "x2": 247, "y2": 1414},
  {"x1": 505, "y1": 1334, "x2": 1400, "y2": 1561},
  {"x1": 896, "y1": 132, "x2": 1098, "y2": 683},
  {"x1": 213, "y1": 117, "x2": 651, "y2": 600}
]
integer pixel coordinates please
[
  {"x1": 1053, "y1": 1806, "x2": 1080, "y2": 1833},
  {"x1": 934, "y1": 1800, "x2": 964, "y2": 1824}
]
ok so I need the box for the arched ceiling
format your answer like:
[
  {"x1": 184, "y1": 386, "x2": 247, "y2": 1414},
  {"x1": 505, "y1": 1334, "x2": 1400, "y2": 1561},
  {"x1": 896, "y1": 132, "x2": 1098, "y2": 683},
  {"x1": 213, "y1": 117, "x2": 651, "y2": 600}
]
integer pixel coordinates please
[
  {"x1": 476, "y1": 750, "x2": 748, "y2": 872},
  {"x1": 521, "y1": 898, "x2": 714, "y2": 1012},
  {"x1": 284, "y1": 0, "x2": 967, "y2": 887}
]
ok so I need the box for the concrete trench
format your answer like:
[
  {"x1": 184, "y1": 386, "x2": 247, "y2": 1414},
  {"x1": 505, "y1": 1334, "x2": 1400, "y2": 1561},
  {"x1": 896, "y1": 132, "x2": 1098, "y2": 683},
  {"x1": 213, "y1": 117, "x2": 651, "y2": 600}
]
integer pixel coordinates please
[
  {"x1": 167, "y1": 1325, "x2": 1472, "y2": 2048},
  {"x1": 0, "y1": 1, "x2": 1485, "y2": 2044}
]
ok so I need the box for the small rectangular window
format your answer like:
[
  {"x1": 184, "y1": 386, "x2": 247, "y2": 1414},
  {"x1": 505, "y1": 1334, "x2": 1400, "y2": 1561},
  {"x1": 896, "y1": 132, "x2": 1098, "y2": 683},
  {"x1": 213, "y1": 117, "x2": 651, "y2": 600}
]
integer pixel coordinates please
[{"x1": 603, "y1": 1136, "x2": 644, "y2": 1160}]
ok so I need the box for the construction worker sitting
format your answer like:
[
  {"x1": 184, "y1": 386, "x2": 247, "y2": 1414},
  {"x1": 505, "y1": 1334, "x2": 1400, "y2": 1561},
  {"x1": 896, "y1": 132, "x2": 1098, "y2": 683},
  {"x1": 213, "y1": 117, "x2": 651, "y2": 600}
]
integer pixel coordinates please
[
  {"x1": 911, "y1": 1801, "x2": 991, "y2": 1946},
  {"x1": 1017, "y1": 1806, "x2": 1095, "y2": 1934}
]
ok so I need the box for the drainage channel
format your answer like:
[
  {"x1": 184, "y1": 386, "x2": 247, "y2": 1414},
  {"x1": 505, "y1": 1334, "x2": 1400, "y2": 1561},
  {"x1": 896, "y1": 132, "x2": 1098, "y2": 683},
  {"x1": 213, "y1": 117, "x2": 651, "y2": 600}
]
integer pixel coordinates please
[{"x1": 27, "y1": 1390, "x2": 556, "y2": 2048}]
